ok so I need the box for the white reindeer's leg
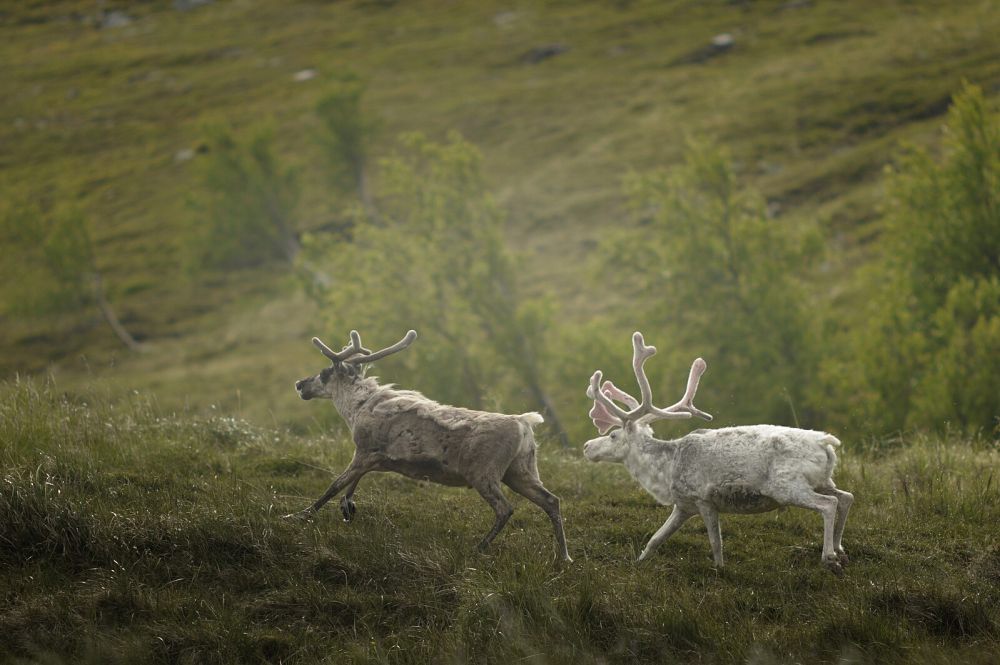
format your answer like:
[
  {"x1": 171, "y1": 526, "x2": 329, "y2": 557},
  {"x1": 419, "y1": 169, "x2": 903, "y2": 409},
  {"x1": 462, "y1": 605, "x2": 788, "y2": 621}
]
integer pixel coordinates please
[
  {"x1": 286, "y1": 455, "x2": 373, "y2": 519},
  {"x1": 816, "y1": 486, "x2": 853, "y2": 566},
  {"x1": 697, "y1": 503, "x2": 724, "y2": 567},
  {"x1": 638, "y1": 505, "x2": 693, "y2": 562},
  {"x1": 473, "y1": 482, "x2": 514, "y2": 552},
  {"x1": 504, "y1": 476, "x2": 572, "y2": 562},
  {"x1": 830, "y1": 488, "x2": 853, "y2": 564},
  {"x1": 783, "y1": 490, "x2": 841, "y2": 575}
]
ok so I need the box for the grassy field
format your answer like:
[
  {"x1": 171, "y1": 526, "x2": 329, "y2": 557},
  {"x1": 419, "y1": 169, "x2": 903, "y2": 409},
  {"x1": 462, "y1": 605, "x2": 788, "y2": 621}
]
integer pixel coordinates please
[
  {"x1": 2, "y1": 4, "x2": 999, "y2": 662},
  {"x1": 3, "y1": 379, "x2": 998, "y2": 664}
]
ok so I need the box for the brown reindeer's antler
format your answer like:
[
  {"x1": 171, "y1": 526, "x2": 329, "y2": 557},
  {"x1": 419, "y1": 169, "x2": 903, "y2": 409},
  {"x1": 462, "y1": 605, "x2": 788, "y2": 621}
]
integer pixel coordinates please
[
  {"x1": 344, "y1": 329, "x2": 417, "y2": 364},
  {"x1": 313, "y1": 330, "x2": 417, "y2": 364}
]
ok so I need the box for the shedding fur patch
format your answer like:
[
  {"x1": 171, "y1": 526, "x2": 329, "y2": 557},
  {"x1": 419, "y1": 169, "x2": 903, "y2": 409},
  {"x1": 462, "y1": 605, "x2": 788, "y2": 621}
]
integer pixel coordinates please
[{"x1": 368, "y1": 385, "x2": 512, "y2": 431}]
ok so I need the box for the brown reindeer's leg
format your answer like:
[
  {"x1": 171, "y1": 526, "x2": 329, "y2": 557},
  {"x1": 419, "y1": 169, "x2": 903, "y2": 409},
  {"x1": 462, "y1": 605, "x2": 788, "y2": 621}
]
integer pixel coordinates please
[
  {"x1": 473, "y1": 482, "x2": 514, "y2": 552},
  {"x1": 339, "y1": 478, "x2": 361, "y2": 522},
  {"x1": 285, "y1": 455, "x2": 373, "y2": 519},
  {"x1": 505, "y1": 475, "x2": 571, "y2": 562}
]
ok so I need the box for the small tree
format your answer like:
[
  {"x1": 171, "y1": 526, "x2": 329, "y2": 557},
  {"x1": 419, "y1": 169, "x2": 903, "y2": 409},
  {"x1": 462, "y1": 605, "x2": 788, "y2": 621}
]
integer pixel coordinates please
[
  {"x1": 604, "y1": 139, "x2": 818, "y2": 426},
  {"x1": 826, "y1": 83, "x2": 1000, "y2": 436},
  {"x1": 185, "y1": 126, "x2": 300, "y2": 271},
  {"x1": 301, "y1": 132, "x2": 569, "y2": 445},
  {"x1": 316, "y1": 77, "x2": 379, "y2": 215},
  {"x1": 3, "y1": 200, "x2": 141, "y2": 350}
]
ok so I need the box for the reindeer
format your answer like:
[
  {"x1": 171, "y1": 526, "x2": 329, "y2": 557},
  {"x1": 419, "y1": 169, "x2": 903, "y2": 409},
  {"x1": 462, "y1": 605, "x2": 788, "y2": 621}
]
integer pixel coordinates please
[
  {"x1": 583, "y1": 332, "x2": 854, "y2": 575},
  {"x1": 289, "y1": 329, "x2": 571, "y2": 562}
]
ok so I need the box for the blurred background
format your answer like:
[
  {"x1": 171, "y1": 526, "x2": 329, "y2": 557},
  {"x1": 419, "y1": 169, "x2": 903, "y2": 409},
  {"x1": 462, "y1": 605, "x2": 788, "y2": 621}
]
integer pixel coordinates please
[{"x1": 2, "y1": 0, "x2": 998, "y2": 446}]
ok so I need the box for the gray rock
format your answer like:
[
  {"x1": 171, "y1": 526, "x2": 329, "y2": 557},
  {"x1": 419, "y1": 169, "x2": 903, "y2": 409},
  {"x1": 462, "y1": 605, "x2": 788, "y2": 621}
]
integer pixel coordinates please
[
  {"x1": 670, "y1": 33, "x2": 735, "y2": 66},
  {"x1": 174, "y1": 148, "x2": 196, "y2": 163},
  {"x1": 493, "y1": 11, "x2": 518, "y2": 28},
  {"x1": 100, "y1": 10, "x2": 132, "y2": 29},
  {"x1": 174, "y1": 0, "x2": 214, "y2": 10}
]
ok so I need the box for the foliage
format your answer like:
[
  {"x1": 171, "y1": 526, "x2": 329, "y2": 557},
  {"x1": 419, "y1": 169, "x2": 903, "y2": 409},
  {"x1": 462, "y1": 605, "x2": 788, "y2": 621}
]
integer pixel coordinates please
[
  {"x1": 602, "y1": 140, "x2": 819, "y2": 427},
  {"x1": 184, "y1": 126, "x2": 301, "y2": 271},
  {"x1": 2, "y1": 200, "x2": 94, "y2": 314},
  {"x1": 301, "y1": 132, "x2": 566, "y2": 437},
  {"x1": 822, "y1": 84, "x2": 1000, "y2": 437},
  {"x1": 316, "y1": 75, "x2": 379, "y2": 211},
  {"x1": 3, "y1": 0, "x2": 999, "y2": 425},
  {"x1": 2, "y1": 199, "x2": 141, "y2": 349},
  {"x1": 2, "y1": 378, "x2": 999, "y2": 664}
]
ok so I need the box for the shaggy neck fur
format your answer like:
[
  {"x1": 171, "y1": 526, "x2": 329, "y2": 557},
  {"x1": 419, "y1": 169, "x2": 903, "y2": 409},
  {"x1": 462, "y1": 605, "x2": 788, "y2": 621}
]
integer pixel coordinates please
[
  {"x1": 329, "y1": 375, "x2": 486, "y2": 433},
  {"x1": 623, "y1": 430, "x2": 680, "y2": 505},
  {"x1": 328, "y1": 375, "x2": 381, "y2": 432}
]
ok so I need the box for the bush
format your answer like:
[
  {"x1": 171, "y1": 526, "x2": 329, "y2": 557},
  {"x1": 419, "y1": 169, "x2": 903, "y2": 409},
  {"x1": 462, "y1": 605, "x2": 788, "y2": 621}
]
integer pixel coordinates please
[
  {"x1": 300, "y1": 132, "x2": 568, "y2": 441},
  {"x1": 822, "y1": 83, "x2": 1000, "y2": 437},
  {"x1": 184, "y1": 126, "x2": 300, "y2": 271},
  {"x1": 601, "y1": 139, "x2": 819, "y2": 427}
]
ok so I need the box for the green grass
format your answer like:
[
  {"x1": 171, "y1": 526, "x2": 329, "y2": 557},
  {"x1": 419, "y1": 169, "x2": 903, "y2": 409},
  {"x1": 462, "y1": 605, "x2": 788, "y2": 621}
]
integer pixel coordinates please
[
  {"x1": 2, "y1": 0, "x2": 999, "y2": 422},
  {"x1": 3, "y1": 5, "x2": 998, "y2": 661},
  {"x1": 3, "y1": 379, "x2": 998, "y2": 664}
]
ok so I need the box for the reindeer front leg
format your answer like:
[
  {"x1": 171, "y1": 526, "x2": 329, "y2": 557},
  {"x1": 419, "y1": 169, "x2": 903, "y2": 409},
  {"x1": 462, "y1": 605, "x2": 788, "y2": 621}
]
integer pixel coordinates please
[
  {"x1": 638, "y1": 505, "x2": 693, "y2": 562},
  {"x1": 285, "y1": 454, "x2": 374, "y2": 519},
  {"x1": 339, "y1": 477, "x2": 362, "y2": 522}
]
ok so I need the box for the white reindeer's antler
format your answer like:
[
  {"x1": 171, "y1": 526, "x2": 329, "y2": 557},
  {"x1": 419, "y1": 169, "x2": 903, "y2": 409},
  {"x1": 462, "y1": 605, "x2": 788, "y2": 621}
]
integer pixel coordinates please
[
  {"x1": 588, "y1": 371, "x2": 626, "y2": 434},
  {"x1": 586, "y1": 332, "x2": 713, "y2": 433},
  {"x1": 601, "y1": 380, "x2": 639, "y2": 409},
  {"x1": 641, "y1": 356, "x2": 713, "y2": 423}
]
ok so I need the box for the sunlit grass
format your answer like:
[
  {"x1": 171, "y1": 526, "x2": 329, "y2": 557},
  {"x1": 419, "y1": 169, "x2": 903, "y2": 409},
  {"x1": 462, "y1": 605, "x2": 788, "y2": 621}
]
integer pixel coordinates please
[{"x1": 2, "y1": 379, "x2": 997, "y2": 663}]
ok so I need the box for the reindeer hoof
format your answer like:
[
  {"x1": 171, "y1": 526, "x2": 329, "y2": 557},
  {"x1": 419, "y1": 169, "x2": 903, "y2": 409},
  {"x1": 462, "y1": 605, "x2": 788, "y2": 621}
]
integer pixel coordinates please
[
  {"x1": 283, "y1": 509, "x2": 315, "y2": 521},
  {"x1": 340, "y1": 498, "x2": 356, "y2": 522},
  {"x1": 837, "y1": 551, "x2": 850, "y2": 567},
  {"x1": 824, "y1": 557, "x2": 844, "y2": 577}
]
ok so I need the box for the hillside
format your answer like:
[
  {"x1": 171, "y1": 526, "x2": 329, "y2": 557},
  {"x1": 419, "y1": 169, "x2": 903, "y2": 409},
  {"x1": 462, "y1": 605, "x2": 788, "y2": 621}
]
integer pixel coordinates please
[
  {"x1": 1, "y1": 0, "x2": 999, "y2": 426},
  {"x1": 2, "y1": 380, "x2": 998, "y2": 663}
]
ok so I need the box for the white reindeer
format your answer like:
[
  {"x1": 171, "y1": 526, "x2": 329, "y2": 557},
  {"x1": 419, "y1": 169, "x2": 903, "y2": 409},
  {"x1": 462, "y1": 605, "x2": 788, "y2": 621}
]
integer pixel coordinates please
[
  {"x1": 582, "y1": 332, "x2": 853, "y2": 574},
  {"x1": 288, "y1": 329, "x2": 571, "y2": 562}
]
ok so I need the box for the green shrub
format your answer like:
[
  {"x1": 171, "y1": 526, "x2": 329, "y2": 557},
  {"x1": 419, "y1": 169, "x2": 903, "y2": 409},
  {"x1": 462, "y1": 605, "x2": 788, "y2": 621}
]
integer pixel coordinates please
[
  {"x1": 300, "y1": 132, "x2": 568, "y2": 441},
  {"x1": 316, "y1": 76, "x2": 379, "y2": 212},
  {"x1": 601, "y1": 139, "x2": 819, "y2": 427},
  {"x1": 822, "y1": 83, "x2": 1000, "y2": 437},
  {"x1": 184, "y1": 126, "x2": 300, "y2": 271}
]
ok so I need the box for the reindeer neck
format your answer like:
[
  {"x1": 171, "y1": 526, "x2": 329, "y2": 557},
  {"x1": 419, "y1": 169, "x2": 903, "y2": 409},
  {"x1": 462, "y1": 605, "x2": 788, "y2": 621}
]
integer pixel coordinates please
[
  {"x1": 624, "y1": 433, "x2": 680, "y2": 502},
  {"x1": 330, "y1": 376, "x2": 380, "y2": 432}
]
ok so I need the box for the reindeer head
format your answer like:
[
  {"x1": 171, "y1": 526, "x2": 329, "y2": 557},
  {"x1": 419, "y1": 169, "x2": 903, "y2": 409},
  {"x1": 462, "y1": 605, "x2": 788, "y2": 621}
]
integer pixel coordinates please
[
  {"x1": 295, "y1": 329, "x2": 417, "y2": 400},
  {"x1": 582, "y1": 332, "x2": 712, "y2": 463}
]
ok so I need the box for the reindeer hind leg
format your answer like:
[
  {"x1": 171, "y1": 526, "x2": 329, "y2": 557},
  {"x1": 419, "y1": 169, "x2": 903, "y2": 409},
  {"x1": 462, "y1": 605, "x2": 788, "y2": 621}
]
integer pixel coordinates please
[
  {"x1": 472, "y1": 481, "x2": 514, "y2": 552},
  {"x1": 505, "y1": 471, "x2": 571, "y2": 562}
]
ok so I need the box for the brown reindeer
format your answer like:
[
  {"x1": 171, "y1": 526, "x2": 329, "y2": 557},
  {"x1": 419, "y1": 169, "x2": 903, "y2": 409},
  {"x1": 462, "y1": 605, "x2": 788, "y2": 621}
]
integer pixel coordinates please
[{"x1": 289, "y1": 329, "x2": 571, "y2": 561}]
